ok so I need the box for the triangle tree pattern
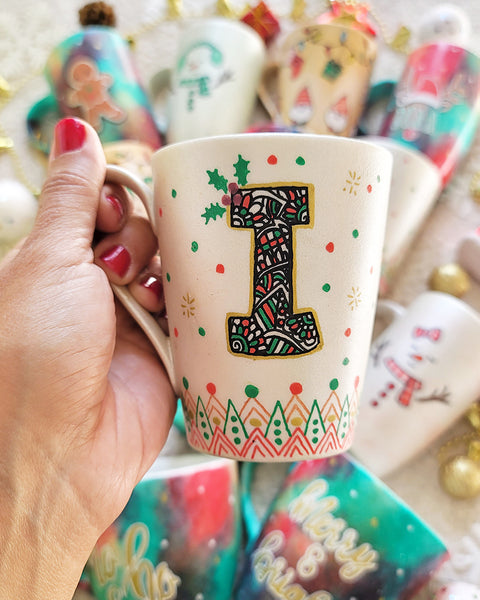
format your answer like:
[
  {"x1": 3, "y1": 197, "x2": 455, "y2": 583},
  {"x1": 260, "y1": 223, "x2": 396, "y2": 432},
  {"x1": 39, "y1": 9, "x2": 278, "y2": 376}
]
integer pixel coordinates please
[{"x1": 181, "y1": 376, "x2": 358, "y2": 460}]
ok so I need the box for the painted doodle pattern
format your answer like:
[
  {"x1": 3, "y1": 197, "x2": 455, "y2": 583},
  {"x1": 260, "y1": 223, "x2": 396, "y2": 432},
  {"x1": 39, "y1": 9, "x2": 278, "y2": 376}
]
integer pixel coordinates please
[
  {"x1": 228, "y1": 185, "x2": 322, "y2": 357},
  {"x1": 181, "y1": 379, "x2": 359, "y2": 460}
]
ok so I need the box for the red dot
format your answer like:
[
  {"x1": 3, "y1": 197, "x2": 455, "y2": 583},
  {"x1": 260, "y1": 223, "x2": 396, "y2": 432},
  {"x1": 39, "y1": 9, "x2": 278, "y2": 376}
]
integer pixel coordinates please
[
  {"x1": 344, "y1": 328, "x2": 351, "y2": 337},
  {"x1": 174, "y1": 327, "x2": 179, "y2": 337},
  {"x1": 371, "y1": 400, "x2": 379, "y2": 407},
  {"x1": 326, "y1": 241, "x2": 334, "y2": 253},
  {"x1": 290, "y1": 382, "x2": 303, "y2": 395},
  {"x1": 267, "y1": 154, "x2": 277, "y2": 165},
  {"x1": 216, "y1": 264, "x2": 225, "y2": 273},
  {"x1": 367, "y1": 184, "x2": 372, "y2": 193},
  {"x1": 158, "y1": 207, "x2": 163, "y2": 217},
  {"x1": 206, "y1": 382, "x2": 216, "y2": 394}
]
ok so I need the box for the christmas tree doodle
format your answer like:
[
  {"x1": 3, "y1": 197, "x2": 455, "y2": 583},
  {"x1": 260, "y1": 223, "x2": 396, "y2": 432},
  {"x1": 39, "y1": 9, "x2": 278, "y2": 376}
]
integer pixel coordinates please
[{"x1": 205, "y1": 154, "x2": 323, "y2": 357}]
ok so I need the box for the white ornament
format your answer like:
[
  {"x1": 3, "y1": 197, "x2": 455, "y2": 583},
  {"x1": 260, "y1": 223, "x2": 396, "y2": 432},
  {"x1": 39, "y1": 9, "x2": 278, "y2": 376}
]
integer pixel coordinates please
[
  {"x1": 0, "y1": 179, "x2": 37, "y2": 254},
  {"x1": 416, "y1": 4, "x2": 471, "y2": 47}
]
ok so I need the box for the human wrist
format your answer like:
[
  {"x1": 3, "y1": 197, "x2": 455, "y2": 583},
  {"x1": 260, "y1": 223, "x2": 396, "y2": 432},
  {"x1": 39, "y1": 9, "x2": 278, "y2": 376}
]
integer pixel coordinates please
[{"x1": 0, "y1": 439, "x2": 100, "y2": 599}]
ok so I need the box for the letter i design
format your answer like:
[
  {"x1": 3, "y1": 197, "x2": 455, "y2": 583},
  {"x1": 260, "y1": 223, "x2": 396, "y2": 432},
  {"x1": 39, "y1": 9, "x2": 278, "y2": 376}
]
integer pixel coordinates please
[{"x1": 227, "y1": 184, "x2": 322, "y2": 357}]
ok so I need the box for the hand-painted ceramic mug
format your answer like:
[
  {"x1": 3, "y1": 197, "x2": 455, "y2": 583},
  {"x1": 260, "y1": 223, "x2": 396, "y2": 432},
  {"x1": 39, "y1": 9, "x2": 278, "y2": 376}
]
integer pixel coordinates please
[
  {"x1": 152, "y1": 18, "x2": 265, "y2": 144},
  {"x1": 351, "y1": 291, "x2": 480, "y2": 477},
  {"x1": 27, "y1": 25, "x2": 161, "y2": 155},
  {"x1": 362, "y1": 136, "x2": 442, "y2": 296},
  {"x1": 106, "y1": 133, "x2": 392, "y2": 461},
  {"x1": 258, "y1": 23, "x2": 376, "y2": 136},
  {"x1": 86, "y1": 453, "x2": 241, "y2": 600},
  {"x1": 235, "y1": 455, "x2": 448, "y2": 599}
]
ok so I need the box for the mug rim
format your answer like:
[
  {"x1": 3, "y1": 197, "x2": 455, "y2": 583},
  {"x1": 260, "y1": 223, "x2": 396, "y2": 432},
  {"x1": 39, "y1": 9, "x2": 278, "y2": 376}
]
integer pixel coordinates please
[
  {"x1": 152, "y1": 132, "x2": 394, "y2": 165},
  {"x1": 413, "y1": 290, "x2": 480, "y2": 327},
  {"x1": 141, "y1": 452, "x2": 236, "y2": 482}
]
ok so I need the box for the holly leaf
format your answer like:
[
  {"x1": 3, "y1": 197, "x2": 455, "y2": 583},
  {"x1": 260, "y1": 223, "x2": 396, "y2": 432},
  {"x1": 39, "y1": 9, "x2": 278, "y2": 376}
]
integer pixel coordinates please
[
  {"x1": 234, "y1": 155, "x2": 250, "y2": 186},
  {"x1": 206, "y1": 168, "x2": 228, "y2": 193},
  {"x1": 201, "y1": 202, "x2": 226, "y2": 224}
]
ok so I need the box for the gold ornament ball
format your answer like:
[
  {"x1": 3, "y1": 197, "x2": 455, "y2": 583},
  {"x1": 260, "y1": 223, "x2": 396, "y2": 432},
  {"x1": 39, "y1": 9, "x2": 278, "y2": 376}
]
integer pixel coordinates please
[
  {"x1": 429, "y1": 263, "x2": 471, "y2": 297},
  {"x1": 439, "y1": 455, "x2": 480, "y2": 499}
]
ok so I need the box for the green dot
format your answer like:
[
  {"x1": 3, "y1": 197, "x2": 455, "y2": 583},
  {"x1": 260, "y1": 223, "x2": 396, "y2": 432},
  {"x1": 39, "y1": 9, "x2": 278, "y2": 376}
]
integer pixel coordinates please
[
  {"x1": 191, "y1": 241, "x2": 198, "y2": 252},
  {"x1": 234, "y1": 437, "x2": 241, "y2": 445},
  {"x1": 203, "y1": 432, "x2": 210, "y2": 440},
  {"x1": 377, "y1": 175, "x2": 380, "y2": 183},
  {"x1": 330, "y1": 378, "x2": 339, "y2": 391},
  {"x1": 182, "y1": 377, "x2": 189, "y2": 389},
  {"x1": 274, "y1": 428, "x2": 282, "y2": 436},
  {"x1": 312, "y1": 428, "x2": 319, "y2": 435},
  {"x1": 245, "y1": 384, "x2": 259, "y2": 397},
  {"x1": 171, "y1": 189, "x2": 177, "y2": 198},
  {"x1": 312, "y1": 437, "x2": 318, "y2": 444},
  {"x1": 352, "y1": 229, "x2": 359, "y2": 239},
  {"x1": 231, "y1": 415, "x2": 237, "y2": 422},
  {"x1": 166, "y1": 272, "x2": 171, "y2": 282},
  {"x1": 274, "y1": 438, "x2": 282, "y2": 445},
  {"x1": 198, "y1": 327, "x2": 206, "y2": 337},
  {"x1": 296, "y1": 156, "x2": 306, "y2": 165},
  {"x1": 343, "y1": 357, "x2": 349, "y2": 365},
  {"x1": 322, "y1": 283, "x2": 331, "y2": 292},
  {"x1": 232, "y1": 426, "x2": 239, "y2": 434},
  {"x1": 274, "y1": 419, "x2": 281, "y2": 427}
]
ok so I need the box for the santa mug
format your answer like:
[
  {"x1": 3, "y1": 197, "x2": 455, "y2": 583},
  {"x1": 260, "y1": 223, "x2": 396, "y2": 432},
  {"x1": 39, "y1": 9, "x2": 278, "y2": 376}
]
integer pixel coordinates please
[
  {"x1": 379, "y1": 43, "x2": 480, "y2": 187},
  {"x1": 258, "y1": 23, "x2": 376, "y2": 136},
  {"x1": 106, "y1": 133, "x2": 392, "y2": 462},
  {"x1": 351, "y1": 291, "x2": 480, "y2": 477},
  {"x1": 153, "y1": 18, "x2": 265, "y2": 143}
]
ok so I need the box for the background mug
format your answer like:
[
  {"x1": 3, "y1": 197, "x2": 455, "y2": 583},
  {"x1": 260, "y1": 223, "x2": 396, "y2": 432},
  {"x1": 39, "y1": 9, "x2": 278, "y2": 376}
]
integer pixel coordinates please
[
  {"x1": 106, "y1": 133, "x2": 392, "y2": 461},
  {"x1": 86, "y1": 453, "x2": 241, "y2": 600},
  {"x1": 27, "y1": 25, "x2": 161, "y2": 155},
  {"x1": 235, "y1": 455, "x2": 448, "y2": 599},
  {"x1": 378, "y1": 43, "x2": 480, "y2": 187},
  {"x1": 152, "y1": 18, "x2": 266, "y2": 144},
  {"x1": 363, "y1": 136, "x2": 442, "y2": 296},
  {"x1": 258, "y1": 23, "x2": 376, "y2": 136},
  {"x1": 351, "y1": 291, "x2": 480, "y2": 477}
]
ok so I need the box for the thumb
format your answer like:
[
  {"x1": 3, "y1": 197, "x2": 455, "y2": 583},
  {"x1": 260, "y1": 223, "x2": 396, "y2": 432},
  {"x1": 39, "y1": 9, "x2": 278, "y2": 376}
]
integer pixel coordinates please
[{"x1": 32, "y1": 118, "x2": 106, "y2": 266}]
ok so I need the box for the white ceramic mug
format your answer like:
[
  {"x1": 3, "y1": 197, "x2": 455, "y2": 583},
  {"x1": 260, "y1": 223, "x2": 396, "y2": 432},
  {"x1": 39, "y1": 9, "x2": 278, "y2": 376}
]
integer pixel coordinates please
[
  {"x1": 363, "y1": 136, "x2": 442, "y2": 296},
  {"x1": 154, "y1": 18, "x2": 265, "y2": 143},
  {"x1": 106, "y1": 133, "x2": 392, "y2": 462},
  {"x1": 351, "y1": 291, "x2": 480, "y2": 477}
]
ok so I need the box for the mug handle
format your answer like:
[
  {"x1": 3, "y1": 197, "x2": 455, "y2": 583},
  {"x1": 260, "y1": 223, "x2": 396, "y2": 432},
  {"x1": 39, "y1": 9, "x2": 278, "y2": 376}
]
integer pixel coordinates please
[
  {"x1": 374, "y1": 298, "x2": 406, "y2": 338},
  {"x1": 257, "y1": 61, "x2": 281, "y2": 122},
  {"x1": 27, "y1": 94, "x2": 62, "y2": 155},
  {"x1": 357, "y1": 80, "x2": 396, "y2": 137},
  {"x1": 104, "y1": 165, "x2": 176, "y2": 387}
]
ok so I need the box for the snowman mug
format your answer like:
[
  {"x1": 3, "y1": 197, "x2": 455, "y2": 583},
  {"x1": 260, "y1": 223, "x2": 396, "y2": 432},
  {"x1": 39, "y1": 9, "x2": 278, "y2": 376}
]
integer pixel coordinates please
[
  {"x1": 351, "y1": 291, "x2": 480, "y2": 477},
  {"x1": 105, "y1": 133, "x2": 392, "y2": 461}
]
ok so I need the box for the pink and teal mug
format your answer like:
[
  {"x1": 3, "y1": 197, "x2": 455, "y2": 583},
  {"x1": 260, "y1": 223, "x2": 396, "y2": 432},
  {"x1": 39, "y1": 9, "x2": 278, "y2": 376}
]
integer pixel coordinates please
[{"x1": 86, "y1": 453, "x2": 242, "y2": 600}]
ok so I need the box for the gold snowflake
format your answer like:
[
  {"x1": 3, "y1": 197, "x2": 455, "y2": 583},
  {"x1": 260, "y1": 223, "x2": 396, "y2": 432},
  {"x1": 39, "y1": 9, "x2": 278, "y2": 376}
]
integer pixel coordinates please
[
  {"x1": 348, "y1": 286, "x2": 362, "y2": 310},
  {"x1": 343, "y1": 170, "x2": 361, "y2": 195},
  {"x1": 181, "y1": 293, "x2": 196, "y2": 318}
]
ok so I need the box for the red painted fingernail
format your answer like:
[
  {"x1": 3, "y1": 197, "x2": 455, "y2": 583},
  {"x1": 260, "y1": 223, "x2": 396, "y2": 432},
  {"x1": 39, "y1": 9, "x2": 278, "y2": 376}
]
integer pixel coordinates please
[
  {"x1": 106, "y1": 194, "x2": 125, "y2": 220},
  {"x1": 138, "y1": 274, "x2": 163, "y2": 301},
  {"x1": 99, "y1": 245, "x2": 131, "y2": 277},
  {"x1": 53, "y1": 118, "x2": 86, "y2": 157}
]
